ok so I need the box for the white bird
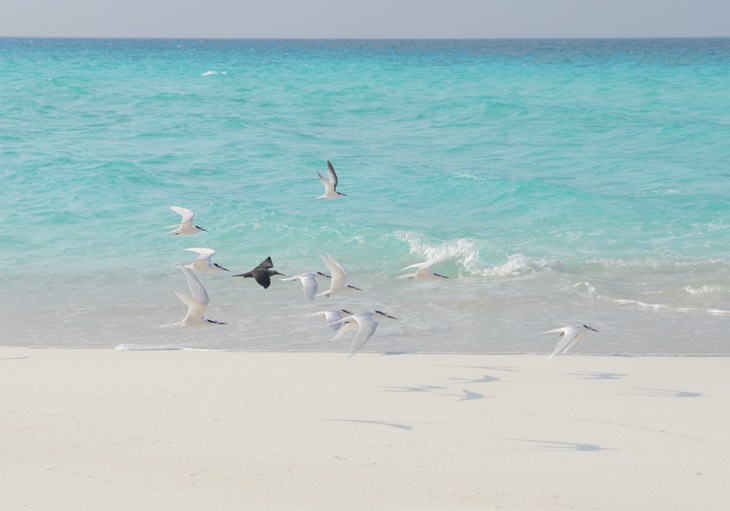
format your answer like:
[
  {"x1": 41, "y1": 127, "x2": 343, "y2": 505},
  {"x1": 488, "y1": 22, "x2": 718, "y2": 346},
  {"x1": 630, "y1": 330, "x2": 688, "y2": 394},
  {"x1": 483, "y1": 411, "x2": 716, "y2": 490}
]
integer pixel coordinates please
[
  {"x1": 281, "y1": 271, "x2": 328, "y2": 301},
  {"x1": 311, "y1": 309, "x2": 352, "y2": 331},
  {"x1": 317, "y1": 160, "x2": 346, "y2": 199},
  {"x1": 168, "y1": 206, "x2": 207, "y2": 235},
  {"x1": 316, "y1": 253, "x2": 362, "y2": 298},
  {"x1": 329, "y1": 310, "x2": 398, "y2": 358},
  {"x1": 184, "y1": 248, "x2": 229, "y2": 273},
  {"x1": 545, "y1": 324, "x2": 598, "y2": 359},
  {"x1": 173, "y1": 266, "x2": 225, "y2": 327},
  {"x1": 398, "y1": 261, "x2": 449, "y2": 281}
]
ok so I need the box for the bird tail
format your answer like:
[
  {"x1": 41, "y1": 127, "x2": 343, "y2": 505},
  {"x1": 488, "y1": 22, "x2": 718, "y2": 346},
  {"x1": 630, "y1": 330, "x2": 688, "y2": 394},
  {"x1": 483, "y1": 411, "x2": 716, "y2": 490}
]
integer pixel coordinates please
[{"x1": 543, "y1": 328, "x2": 565, "y2": 334}]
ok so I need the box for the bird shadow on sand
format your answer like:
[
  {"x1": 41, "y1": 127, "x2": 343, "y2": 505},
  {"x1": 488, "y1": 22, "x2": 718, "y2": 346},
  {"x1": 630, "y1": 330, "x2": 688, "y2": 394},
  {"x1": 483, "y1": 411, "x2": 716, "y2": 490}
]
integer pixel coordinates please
[
  {"x1": 508, "y1": 438, "x2": 618, "y2": 452},
  {"x1": 451, "y1": 373, "x2": 501, "y2": 384},
  {"x1": 381, "y1": 385, "x2": 488, "y2": 402},
  {"x1": 449, "y1": 389, "x2": 488, "y2": 401},
  {"x1": 568, "y1": 371, "x2": 626, "y2": 380},
  {"x1": 437, "y1": 364, "x2": 520, "y2": 373},
  {"x1": 325, "y1": 419, "x2": 415, "y2": 431},
  {"x1": 624, "y1": 387, "x2": 704, "y2": 398},
  {"x1": 382, "y1": 385, "x2": 448, "y2": 393}
]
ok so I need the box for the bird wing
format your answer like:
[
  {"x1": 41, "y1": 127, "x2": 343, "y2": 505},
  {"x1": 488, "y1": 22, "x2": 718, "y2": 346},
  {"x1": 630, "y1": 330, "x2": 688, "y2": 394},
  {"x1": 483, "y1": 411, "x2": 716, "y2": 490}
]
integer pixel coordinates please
[
  {"x1": 301, "y1": 274, "x2": 318, "y2": 301},
  {"x1": 185, "y1": 247, "x2": 215, "y2": 261},
  {"x1": 333, "y1": 319, "x2": 358, "y2": 337},
  {"x1": 170, "y1": 206, "x2": 194, "y2": 223},
  {"x1": 253, "y1": 270, "x2": 272, "y2": 289},
  {"x1": 562, "y1": 329, "x2": 587, "y2": 354},
  {"x1": 321, "y1": 254, "x2": 346, "y2": 289},
  {"x1": 327, "y1": 160, "x2": 339, "y2": 188},
  {"x1": 257, "y1": 256, "x2": 274, "y2": 270},
  {"x1": 547, "y1": 326, "x2": 580, "y2": 360},
  {"x1": 180, "y1": 266, "x2": 209, "y2": 306},
  {"x1": 313, "y1": 311, "x2": 342, "y2": 331},
  {"x1": 174, "y1": 291, "x2": 206, "y2": 324},
  {"x1": 347, "y1": 315, "x2": 379, "y2": 358},
  {"x1": 414, "y1": 266, "x2": 436, "y2": 279},
  {"x1": 317, "y1": 172, "x2": 335, "y2": 194},
  {"x1": 402, "y1": 261, "x2": 433, "y2": 271},
  {"x1": 323, "y1": 310, "x2": 346, "y2": 326},
  {"x1": 331, "y1": 316, "x2": 357, "y2": 340}
]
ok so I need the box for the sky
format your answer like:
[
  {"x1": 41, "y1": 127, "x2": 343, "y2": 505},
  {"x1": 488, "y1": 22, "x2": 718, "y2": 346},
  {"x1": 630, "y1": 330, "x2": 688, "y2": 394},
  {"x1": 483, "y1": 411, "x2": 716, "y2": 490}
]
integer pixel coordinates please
[{"x1": 3, "y1": 0, "x2": 730, "y2": 39}]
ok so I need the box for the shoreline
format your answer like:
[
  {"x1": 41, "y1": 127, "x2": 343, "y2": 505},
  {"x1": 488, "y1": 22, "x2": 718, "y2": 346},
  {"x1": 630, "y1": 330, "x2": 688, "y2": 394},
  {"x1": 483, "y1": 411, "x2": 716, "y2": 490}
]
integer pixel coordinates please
[
  {"x1": 6, "y1": 344, "x2": 730, "y2": 357},
  {"x1": 2, "y1": 348, "x2": 729, "y2": 510}
]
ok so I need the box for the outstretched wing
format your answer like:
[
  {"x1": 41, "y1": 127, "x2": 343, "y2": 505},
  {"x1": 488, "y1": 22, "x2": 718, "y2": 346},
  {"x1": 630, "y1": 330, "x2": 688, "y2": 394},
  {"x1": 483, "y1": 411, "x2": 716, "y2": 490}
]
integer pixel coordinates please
[
  {"x1": 317, "y1": 172, "x2": 335, "y2": 194},
  {"x1": 321, "y1": 253, "x2": 347, "y2": 289},
  {"x1": 253, "y1": 271, "x2": 272, "y2": 289},
  {"x1": 402, "y1": 261, "x2": 433, "y2": 271},
  {"x1": 186, "y1": 247, "x2": 215, "y2": 261},
  {"x1": 170, "y1": 206, "x2": 195, "y2": 223},
  {"x1": 327, "y1": 160, "x2": 339, "y2": 189},
  {"x1": 257, "y1": 256, "x2": 274, "y2": 270},
  {"x1": 174, "y1": 291, "x2": 206, "y2": 324},
  {"x1": 301, "y1": 274, "x2": 318, "y2": 301},
  {"x1": 180, "y1": 266, "x2": 209, "y2": 306},
  {"x1": 347, "y1": 316, "x2": 379, "y2": 358},
  {"x1": 547, "y1": 326, "x2": 580, "y2": 360}
]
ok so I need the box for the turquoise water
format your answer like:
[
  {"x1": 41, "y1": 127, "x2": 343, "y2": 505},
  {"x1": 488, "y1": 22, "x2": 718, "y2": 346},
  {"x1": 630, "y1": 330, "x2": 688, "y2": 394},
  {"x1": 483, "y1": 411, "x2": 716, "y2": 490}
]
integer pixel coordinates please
[{"x1": 2, "y1": 38, "x2": 730, "y2": 354}]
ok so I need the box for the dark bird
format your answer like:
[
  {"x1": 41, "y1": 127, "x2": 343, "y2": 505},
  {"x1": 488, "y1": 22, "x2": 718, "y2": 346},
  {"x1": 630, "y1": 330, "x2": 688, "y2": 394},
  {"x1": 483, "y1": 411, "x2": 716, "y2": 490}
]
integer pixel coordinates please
[{"x1": 233, "y1": 257, "x2": 284, "y2": 289}]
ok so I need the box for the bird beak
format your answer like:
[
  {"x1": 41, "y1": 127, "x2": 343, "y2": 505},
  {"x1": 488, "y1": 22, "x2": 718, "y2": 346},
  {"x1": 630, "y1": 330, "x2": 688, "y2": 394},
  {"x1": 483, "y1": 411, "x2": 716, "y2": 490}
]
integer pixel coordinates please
[{"x1": 585, "y1": 325, "x2": 599, "y2": 332}]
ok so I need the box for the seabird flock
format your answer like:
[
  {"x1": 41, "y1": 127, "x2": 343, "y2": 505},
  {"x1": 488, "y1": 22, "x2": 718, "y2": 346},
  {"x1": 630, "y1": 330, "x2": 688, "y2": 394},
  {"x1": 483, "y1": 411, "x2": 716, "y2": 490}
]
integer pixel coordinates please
[{"x1": 167, "y1": 160, "x2": 597, "y2": 358}]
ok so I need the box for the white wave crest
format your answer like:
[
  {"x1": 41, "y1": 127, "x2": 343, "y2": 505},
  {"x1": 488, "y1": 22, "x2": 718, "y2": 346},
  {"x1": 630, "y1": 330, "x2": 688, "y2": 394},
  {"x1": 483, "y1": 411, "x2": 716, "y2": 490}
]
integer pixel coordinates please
[
  {"x1": 396, "y1": 231, "x2": 481, "y2": 269},
  {"x1": 605, "y1": 297, "x2": 730, "y2": 316},
  {"x1": 395, "y1": 231, "x2": 548, "y2": 277},
  {"x1": 116, "y1": 344, "x2": 183, "y2": 351},
  {"x1": 201, "y1": 70, "x2": 227, "y2": 76},
  {"x1": 574, "y1": 281, "x2": 597, "y2": 298},
  {"x1": 474, "y1": 253, "x2": 550, "y2": 277},
  {"x1": 682, "y1": 285, "x2": 723, "y2": 296}
]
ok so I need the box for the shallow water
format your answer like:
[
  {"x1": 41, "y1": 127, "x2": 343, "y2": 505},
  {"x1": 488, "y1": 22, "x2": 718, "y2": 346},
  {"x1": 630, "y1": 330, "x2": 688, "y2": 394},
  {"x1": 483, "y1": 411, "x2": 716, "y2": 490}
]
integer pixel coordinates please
[{"x1": 2, "y1": 38, "x2": 729, "y2": 354}]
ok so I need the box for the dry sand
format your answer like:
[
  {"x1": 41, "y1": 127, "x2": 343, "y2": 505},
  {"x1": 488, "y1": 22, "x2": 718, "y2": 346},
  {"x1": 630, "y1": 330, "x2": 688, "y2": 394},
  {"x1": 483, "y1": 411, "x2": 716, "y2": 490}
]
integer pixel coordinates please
[{"x1": 1, "y1": 348, "x2": 728, "y2": 510}]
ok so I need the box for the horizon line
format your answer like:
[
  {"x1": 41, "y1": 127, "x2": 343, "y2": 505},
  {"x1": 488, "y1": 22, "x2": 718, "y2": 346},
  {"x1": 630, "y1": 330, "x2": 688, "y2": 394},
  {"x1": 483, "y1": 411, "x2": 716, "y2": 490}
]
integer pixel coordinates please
[{"x1": 2, "y1": 35, "x2": 729, "y2": 41}]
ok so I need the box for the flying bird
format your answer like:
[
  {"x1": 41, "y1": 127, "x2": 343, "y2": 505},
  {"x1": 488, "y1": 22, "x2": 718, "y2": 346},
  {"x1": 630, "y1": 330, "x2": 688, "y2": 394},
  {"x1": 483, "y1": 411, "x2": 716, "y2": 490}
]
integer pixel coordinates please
[
  {"x1": 316, "y1": 253, "x2": 362, "y2": 298},
  {"x1": 545, "y1": 324, "x2": 598, "y2": 359},
  {"x1": 173, "y1": 266, "x2": 225, "y2": 327},
  {"x1": 398, "y1": 261, "x2": 449, "y2": 281},
  {"x1": 233, "y1": 256, "x2": 283, "y2": 289},
  {"x1": 329, "y1": 310, "x2": 398, "y2": 358},
  {"x1": 311, "y1": 309, "x2": 352, "y2": 331},
  {"x1": 168, "y1": 206, "x2": 207, "y2": 235},
  {"x1": 281, "y1": 271, "x2": 328, "y2": 301},
  {"x1": 184, "y1": 248, "x2": 229, "y2": 273},
  {"x1": 317, "y1": 160, "x2": 346, "y2": 199}
]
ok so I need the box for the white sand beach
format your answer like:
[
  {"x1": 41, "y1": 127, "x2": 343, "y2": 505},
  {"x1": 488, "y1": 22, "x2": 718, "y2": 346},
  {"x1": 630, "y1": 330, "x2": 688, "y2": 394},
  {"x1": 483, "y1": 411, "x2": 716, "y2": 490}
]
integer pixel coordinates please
[{"x1": 1, "y1": 348, "x2": 728, "y2": 510}]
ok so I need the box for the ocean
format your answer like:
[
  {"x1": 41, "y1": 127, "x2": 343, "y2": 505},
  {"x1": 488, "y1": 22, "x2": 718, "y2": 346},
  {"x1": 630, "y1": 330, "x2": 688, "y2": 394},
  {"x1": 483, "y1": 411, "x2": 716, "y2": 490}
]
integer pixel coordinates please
[{"x1": 2, "y1": 38, "x2": 729, "y2": 355}]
